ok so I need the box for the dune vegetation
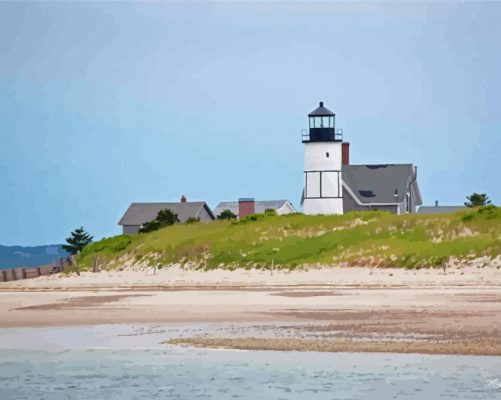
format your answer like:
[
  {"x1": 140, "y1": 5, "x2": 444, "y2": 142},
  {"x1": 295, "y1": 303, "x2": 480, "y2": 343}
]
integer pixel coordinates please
[{"x1": 77, "y1": 206, "x2": 501, "y2": 271}]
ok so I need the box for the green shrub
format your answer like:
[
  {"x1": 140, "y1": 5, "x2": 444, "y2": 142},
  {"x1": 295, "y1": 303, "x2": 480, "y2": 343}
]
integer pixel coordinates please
[{"x1": 217, "y1": 209, "x2": 237, "y2": 220}]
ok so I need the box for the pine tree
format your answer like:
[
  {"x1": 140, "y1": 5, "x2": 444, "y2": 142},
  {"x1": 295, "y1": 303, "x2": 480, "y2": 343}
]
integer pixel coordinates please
[
  {"x1": 62, "y1": 227, "x2": 93, "y2": 255},
  {"x1": 139, "y1": 209, "x2": 179, "y2": 233},
  {"x1": 465, "y1": 193, "x2": 491, "y2": 208}
]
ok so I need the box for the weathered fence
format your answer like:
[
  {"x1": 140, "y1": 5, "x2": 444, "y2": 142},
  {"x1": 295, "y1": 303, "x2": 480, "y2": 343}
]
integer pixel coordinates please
[
  {"x1": 0, "y1": 261, "x2": 60, "y2": 282},
  {"x1": 0, "y1": 255, "x2": 105, "y2": 283}
]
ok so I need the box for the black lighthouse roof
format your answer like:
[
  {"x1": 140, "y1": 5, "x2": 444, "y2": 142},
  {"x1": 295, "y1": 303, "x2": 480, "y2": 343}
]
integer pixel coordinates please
[{"x1": 308, "y1": 101, "x2": 335, "y2": 117}]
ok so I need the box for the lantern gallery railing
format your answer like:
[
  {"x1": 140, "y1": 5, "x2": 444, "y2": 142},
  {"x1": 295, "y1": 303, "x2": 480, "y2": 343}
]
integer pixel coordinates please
[{"x1": 302, "y1": 128, "x2": 343, "y2": 142}]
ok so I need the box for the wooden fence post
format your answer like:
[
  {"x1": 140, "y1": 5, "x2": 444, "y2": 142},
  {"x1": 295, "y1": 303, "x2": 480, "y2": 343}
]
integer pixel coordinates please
[
  {"x1": 92, "y1": 256, "x2": 98, "y2": 273},
  {"x1": 1, "y1": 270, "x2": 7, "y2": 282},
  {"x1": 22, "y1": 268, "x2": 27, "y2": 279},
  {"x1": 70, "y1": 255, "x2": 80, "y2": 276}
]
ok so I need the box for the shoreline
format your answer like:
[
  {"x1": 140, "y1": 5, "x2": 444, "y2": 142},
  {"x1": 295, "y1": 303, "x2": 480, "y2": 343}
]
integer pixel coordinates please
[{"x1": 1, "y1": 266, "x2": 501, "y2": 355}]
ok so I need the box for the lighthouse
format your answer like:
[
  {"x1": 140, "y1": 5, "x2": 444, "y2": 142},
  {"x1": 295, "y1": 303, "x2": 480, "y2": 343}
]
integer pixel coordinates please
[{"x1": 302, "y1": 101, "x2": 344, "y2": 215}]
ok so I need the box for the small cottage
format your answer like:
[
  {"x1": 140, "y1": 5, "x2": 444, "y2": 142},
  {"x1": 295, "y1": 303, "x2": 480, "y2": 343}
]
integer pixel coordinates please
[
  {"x1": 213, "y1": 199, "x2": 296, "y2": 219},
  {"x1": 418, "y1": 201, "x2": 467, "y2": 215},
  {"x1": 118, "y1": 196, "x2": 215, "y2": 234}
]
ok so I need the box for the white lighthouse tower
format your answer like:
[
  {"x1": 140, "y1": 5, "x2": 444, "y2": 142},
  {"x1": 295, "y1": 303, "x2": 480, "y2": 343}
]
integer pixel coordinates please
[{"x1": 302, "y1": 101, "x2": 344, "y2": 215}]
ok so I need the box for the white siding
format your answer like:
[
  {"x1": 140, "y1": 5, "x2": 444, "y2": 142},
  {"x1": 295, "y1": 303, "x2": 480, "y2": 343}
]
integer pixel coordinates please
[
  {"x1": 276, "y1": 202, "x2": 296, "y2": 215},
  {"x1": 305, "y1": 171, "x2": 320, "y2": 198},
  {"x1": 304, "y1": 198, "x2": 343, "y2": 215},
  {"x1": 304, "y1": 142, "x2": 342, "y2": 171},
  {"x1": 321, "y1": 171, "x2": 341, "y2": 198},
  {"x1": 303, "y1": 141, "x2": 344, "y2": 215}
]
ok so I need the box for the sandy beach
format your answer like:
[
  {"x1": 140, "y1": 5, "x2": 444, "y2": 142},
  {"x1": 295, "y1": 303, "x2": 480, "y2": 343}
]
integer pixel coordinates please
[{"x1": 1, "y1": 265, "x2": 501, "y2": 355}]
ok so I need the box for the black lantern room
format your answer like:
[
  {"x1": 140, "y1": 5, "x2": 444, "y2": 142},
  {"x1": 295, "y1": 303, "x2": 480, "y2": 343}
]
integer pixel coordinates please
[{"x1": 303, "y1": 101, "x2": 342, "y2": 142}]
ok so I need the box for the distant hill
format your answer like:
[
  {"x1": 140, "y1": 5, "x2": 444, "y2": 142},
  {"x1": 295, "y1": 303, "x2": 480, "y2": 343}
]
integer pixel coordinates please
[{"x1": 0, "y1": 245, "x2": 68, "y2": 269}]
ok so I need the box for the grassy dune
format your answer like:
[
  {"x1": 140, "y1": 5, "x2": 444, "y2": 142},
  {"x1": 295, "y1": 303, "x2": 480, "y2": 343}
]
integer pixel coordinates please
[{"x1": 78, "y1": 206, "x2": 501, "y2": 271}]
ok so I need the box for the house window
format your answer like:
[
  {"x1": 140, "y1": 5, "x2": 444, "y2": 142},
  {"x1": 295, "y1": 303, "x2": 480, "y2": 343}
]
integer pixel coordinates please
[{"x1": 326, "y1": 152, "x2": 330, "y2": 158}]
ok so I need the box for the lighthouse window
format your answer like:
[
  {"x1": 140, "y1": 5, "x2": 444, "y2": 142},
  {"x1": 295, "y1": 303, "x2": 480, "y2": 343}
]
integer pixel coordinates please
[
  {"x1": 326, "y1": 152, "x2": 330, "y2": 158},
  {"x1": 310, "y1": 116, "x2": 324, "y2": 128},
  {"x1": 310, "y1": 116, "x2": 334, "y2": 128}
]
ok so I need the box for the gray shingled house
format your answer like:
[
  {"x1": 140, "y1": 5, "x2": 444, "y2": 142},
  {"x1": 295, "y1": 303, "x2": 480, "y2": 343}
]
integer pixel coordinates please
[
  {"x1": 418, "y1": 201, "x2": 467, "y2": 215},
  {"x1": 118, "y1": 197, "x2": 215, "y2": 234},
  {"x1": 213, "y1": 199, "x2": 296, "y2": 219},
  {"x1": 342, "y1": 164, "x2": 422, "y2": 214}
]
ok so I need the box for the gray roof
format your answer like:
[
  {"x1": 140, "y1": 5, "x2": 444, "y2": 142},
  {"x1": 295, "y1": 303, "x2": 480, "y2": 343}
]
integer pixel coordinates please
[
  {"x1": 118, "y1": 202, "x2": 214, "y2": 226},
  {"x1": 417, "y1": 206, "x2": 467, "y2": 215},
  {"x1": 342, "y1": 164, "x2": 422, "y2": 204},
  {"x1": 308, "y1": 101, "x2": 335, "y2": 116},
  {"x1": 213, "y1": 200, "x2": 292, "y2": 217}
]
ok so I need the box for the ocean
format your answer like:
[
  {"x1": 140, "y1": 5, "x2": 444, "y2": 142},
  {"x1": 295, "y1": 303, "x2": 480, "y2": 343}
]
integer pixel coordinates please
[{"x1": 0, "y1": 325, "x2": 500, "y2": 400}]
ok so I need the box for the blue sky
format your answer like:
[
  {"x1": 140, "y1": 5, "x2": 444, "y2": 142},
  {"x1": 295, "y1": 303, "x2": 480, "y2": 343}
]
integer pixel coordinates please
[{"x1": 1, "y1": 1, "x2": 500, "y2": 246}]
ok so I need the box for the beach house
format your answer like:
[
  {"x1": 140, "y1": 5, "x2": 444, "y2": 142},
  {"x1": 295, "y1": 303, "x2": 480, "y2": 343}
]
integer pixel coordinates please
[
  {"x1": 118, "y1": 196, "x2": 215, "y2": 234},
  {"x1": 214, "y1": 199, "x2": 296, "y2": 219}
]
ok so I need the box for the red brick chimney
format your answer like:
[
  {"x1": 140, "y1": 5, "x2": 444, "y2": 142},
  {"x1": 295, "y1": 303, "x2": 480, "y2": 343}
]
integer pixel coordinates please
[
  {"x1": 342, "y1": 142, "x2": 350, "y2": 165},
  {"x1": 238, "y1": 198, "x2": 255, "y2": 219},
  {"x1": 180, "y1": 195, "x2": 187, "y2": 203}
]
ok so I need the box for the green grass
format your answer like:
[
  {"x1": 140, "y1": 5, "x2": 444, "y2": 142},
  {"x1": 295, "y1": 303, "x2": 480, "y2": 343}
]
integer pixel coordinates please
[{"x1": 78, "y1": 206, "x2": 501, "y2": 271}]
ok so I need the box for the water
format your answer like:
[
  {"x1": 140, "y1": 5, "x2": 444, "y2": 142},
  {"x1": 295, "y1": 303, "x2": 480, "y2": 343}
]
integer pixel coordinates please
[{"x1": 1, "y1": 325, "x2": 501, "y2": 399}]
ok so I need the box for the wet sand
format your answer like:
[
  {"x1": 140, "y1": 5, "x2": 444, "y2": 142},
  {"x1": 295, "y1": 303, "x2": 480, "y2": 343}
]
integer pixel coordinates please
[{"x1": 167, "y1": 337, "x2": 501, "y2": 356}]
